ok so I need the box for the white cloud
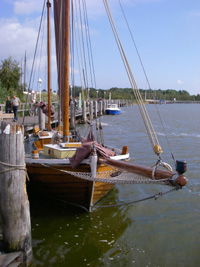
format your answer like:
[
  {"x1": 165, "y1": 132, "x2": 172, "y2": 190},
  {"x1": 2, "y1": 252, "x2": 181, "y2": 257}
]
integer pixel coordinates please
[
  {"x1": 0, "y1": 15, "x2": 58, "y2": 90},
  {"x1": 0, "y1": 17, "x2": 38, "y2": 60},
  {"x1": 177, "y1": 80, "x2": 184, "y2": 85},
  {"x1": 14, "y1": 0, "x2": 42, "y2": 15}
]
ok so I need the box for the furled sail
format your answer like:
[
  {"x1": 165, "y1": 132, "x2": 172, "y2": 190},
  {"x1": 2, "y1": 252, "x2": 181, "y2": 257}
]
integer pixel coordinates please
[
  {"x1": 53, "y1": 0, "x2": 65, "y2": 116},
  {"x1": 53, "y1": 0, "x2": 70, "y2": 138}
]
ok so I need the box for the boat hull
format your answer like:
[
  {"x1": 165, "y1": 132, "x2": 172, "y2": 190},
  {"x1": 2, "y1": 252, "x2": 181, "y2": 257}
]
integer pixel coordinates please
[
  {"x1": 26, "y1": 162, "x2": 116, "y2": 211},
  {"x1": 105, "y1": 109, "x2": 121, "y2": 115}
]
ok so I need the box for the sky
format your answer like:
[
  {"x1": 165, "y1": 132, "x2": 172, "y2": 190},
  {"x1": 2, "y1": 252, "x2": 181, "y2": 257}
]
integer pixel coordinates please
[{"x1": 0, "y1": 0, "x2": 199, "y2": 95}]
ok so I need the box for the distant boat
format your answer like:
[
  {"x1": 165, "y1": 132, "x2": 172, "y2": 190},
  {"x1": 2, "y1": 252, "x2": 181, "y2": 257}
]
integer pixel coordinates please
[{"x1": 106, "y1": 103, "x2": 121, "y2": 115}]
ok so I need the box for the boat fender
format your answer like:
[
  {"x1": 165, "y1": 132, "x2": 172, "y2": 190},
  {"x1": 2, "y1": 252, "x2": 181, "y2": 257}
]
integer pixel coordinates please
[
  {"x1": 32, "y1": 150, "x2": 39, "y2": 159},
  {"x1": 90, "y1": 153, "x2": 98, "y2": 178},
  {"x1": 90, "y1": 144, "x2": 98, "y2": 178}
]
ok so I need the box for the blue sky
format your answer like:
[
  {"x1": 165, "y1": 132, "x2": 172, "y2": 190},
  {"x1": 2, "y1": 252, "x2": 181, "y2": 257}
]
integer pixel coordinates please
[{"x1": 0, "y1": 0, "x2": 199, "y2": 95}]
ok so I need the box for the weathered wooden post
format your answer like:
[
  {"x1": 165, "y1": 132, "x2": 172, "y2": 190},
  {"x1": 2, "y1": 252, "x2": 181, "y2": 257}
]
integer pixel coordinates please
[
  {"x1": 99, "y1": 101, "x2": 103, "y2": 116},
  {"x1": 0, "y1": 122, "x2": 32, "y2": 265},
  {"x1": 118, "y1": 100, "x2": 121, "y2": 108},
  {"x1": 82, "y1": 100, "x2": 87, "y2": 123},
  {"x1": 103, "y1": 100, "x2": 106, "y2": 114},
  {"x1": 94, "y1": 101, "x2": 98, "y2": 118},
  {"x1": 70, "y1": 101, "x2": 75, "y2": 129},
  {"x1": 22, "y1": 104, "x2": 25, "y2": 117},
  {"x1": 38, "y1": 106, "x2": 45, "y2": 130},
  {"x1": 89, "y1": 101, "x2": 93, "y2": 121},
  {"x1": 78, "y1": 92, "x2": 82, "y2": 108}
]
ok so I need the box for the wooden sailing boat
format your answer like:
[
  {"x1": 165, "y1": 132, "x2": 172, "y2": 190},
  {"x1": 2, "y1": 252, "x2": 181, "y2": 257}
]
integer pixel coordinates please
[
  {"x1": 25, "y1": 0, "x2": 130, "y2": 211},
  {"x1": 25, "y1": 0, "x2": 187, "y2": 212}
]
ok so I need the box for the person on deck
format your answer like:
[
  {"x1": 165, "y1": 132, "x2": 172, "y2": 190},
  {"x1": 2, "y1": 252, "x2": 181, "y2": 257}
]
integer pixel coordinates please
[
  {"x1": 11, "y1": 94, "x2": 21, "y2": 121},
  {"x1": 5, "y1": 96, "x2": 11, "y2": 113}
]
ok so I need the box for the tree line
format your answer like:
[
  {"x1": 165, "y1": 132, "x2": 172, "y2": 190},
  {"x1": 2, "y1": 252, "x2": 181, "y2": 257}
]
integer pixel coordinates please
[{"x1": 0, "y1": 56, "x2": 199, "y2": 103}]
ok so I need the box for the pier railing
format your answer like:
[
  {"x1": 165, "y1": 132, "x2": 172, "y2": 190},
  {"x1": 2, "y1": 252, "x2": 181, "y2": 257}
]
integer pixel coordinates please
[
  {"x1": 0, "y1": 100, "x2": 131, "y2": 128},
  {"x1": 0, "y1": 99, "x2": 130, "y2": 118}
]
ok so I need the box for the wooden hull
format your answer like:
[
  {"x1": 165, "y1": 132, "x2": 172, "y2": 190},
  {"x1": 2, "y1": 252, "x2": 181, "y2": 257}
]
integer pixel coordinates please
[{"x1": 26, "y1": 162, "x2": 116, "y2": 211}]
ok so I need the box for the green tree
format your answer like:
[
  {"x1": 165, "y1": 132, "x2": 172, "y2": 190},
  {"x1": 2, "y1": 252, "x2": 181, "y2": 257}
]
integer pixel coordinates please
[{"x1": 0, "y1": 56, "x2": 21, "y2": 92}]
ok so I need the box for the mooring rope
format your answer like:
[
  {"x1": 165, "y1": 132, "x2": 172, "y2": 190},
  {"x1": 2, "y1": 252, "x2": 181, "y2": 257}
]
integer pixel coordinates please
[
  {"x1": 0, "y1": 161, "x2": 26, "y2": 173},
  {"x1": 95, "y1": 187, "x2": 180, "y2": 208}
]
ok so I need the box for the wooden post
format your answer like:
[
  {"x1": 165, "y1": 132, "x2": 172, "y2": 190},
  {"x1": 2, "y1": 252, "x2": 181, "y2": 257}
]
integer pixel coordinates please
[
  {"x1": 94, "y1": 101, "x2": 98, "y2": 118},
  {"x1": 103, "y1": 100, "x2": 106, "y2": 114},
  {"x1": 38, "y1": 107, "x2": 45, "y2": 130},
  {"x1": 82, "y1": 100, "x2": 87, "y2": 123},
  {"x1": 0, "y1": 122, "x2": 32, "y2": 265},
  {"x1": 22, "y1": 104, "x2": 25, "y2": 117},
  {"x1": 89, "y1": 101, "x2": 93, "y2": 121},
  {"x1": 70, "y1": 101, "x2": 75, "y2": 129},
  {"x1": 79, "y1": 92, "x2": 82, "y2": 108},
  {"x1": 99, "y1": 101, "x2": 103, "y2": 116}
]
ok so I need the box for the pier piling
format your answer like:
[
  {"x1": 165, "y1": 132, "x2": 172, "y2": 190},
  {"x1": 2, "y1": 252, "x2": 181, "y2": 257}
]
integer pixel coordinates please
[
  {"x1": 0, "y1": 122, "x2": 32, "y2": 265},
  {"x1": 38, "y1": 106, "x2": 45, "y2": 130}
]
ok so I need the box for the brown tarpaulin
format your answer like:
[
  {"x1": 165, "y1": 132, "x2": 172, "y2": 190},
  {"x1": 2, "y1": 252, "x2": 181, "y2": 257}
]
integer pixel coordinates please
[{"x1": 69, "y1": 132, "x2": 116, "y2": 168}]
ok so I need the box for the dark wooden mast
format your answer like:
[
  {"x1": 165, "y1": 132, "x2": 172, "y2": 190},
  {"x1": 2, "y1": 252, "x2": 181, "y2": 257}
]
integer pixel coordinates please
[
  {"x1": 47, "y1": 0, "x2": 51, "y2": 131},
  {"x1": 63, "y1": 0, "x2": 70, "y2": 140}
]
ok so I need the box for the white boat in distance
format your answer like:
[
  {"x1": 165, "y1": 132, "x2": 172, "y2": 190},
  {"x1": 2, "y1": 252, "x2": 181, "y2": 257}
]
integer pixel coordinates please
[{"x1": 105, "y1": 103, "x2": 121, "y2": 115}]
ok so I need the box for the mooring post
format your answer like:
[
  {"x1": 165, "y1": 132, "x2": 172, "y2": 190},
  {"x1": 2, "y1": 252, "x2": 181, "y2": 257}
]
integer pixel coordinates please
[
  {"x1": 82, "y1": 100, "x2": 87, "y2": 123},
  {"x1": 70, "y1": 101, "x2": 75, "y2": 129},
  {"x1": 99, "y1": 101, "x2": 103, "y2": 116},
  {"x1": 0, "y1": 122, "x2": 32, "y2": 265},
  {"x1": 103, "y1": 100, "x2": 106, "y2": 114},
  {"x1": 22, "y1": 104, "x2": 25, "y2": 117},
  {"x1": 89, "y1": 101, "x2": 93, "y2": 121},
  {"x1": 94, "y1": 101, "x2": 98, "y2": 118},
  {"x1": 38, "y1": 106, "x2": 45, "y2": 130}
]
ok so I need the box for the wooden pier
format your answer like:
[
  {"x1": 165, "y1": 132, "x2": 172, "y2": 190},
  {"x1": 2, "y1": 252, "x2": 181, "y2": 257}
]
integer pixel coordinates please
[{"x1": 0, "y1": 99, "x2": 131, "y2": 132}]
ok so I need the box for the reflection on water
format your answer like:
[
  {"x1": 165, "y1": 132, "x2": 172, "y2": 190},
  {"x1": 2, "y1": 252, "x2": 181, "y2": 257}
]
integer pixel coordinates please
[
  {"x1": 30, "y1": 188, "x2": 131, "y2": 266},
  {"x1": 28, "y1": 104, "x2": 200, "y2": 266}
]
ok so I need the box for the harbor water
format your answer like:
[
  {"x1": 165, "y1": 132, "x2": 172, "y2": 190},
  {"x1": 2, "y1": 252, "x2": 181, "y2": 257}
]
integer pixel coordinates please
[{"x1": 29, "y1": 104, "x2": 200, "y2": 266}]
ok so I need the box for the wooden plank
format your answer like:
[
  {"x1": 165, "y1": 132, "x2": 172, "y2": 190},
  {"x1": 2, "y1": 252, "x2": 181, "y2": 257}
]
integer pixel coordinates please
[
  {"x1": 0, "y1": 113, "x2": 14, "y2": 120},
  {"x1": 0, "y1": 252, "x2": 22, "y2": 267}
]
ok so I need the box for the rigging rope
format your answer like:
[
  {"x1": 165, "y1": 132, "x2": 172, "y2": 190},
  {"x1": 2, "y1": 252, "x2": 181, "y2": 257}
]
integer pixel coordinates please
[
  {"x1": 118, "y1": 0, "x2": 176, "y2": 164},
  {"x1": 95, "y1": 187, "x2": 180, "y2": 208},
  {"x1": 82, "y1": 0, "x2": 97, "y2": 89},
  {"x1": 74, "y1": 2, "x2": 84, "y2": 97},
  {"x1": 74, "y1": 0, "x2": 98, "y2": 99},
  {"x1": 78, "y1": 0, "x2": 89, "y2": 89},
  {"x1": 22, "y1": 0, "x2": 46, "y2": 126},
  {"x1": 103, "y1": 0, "x2": 162, "y2": 156}
]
